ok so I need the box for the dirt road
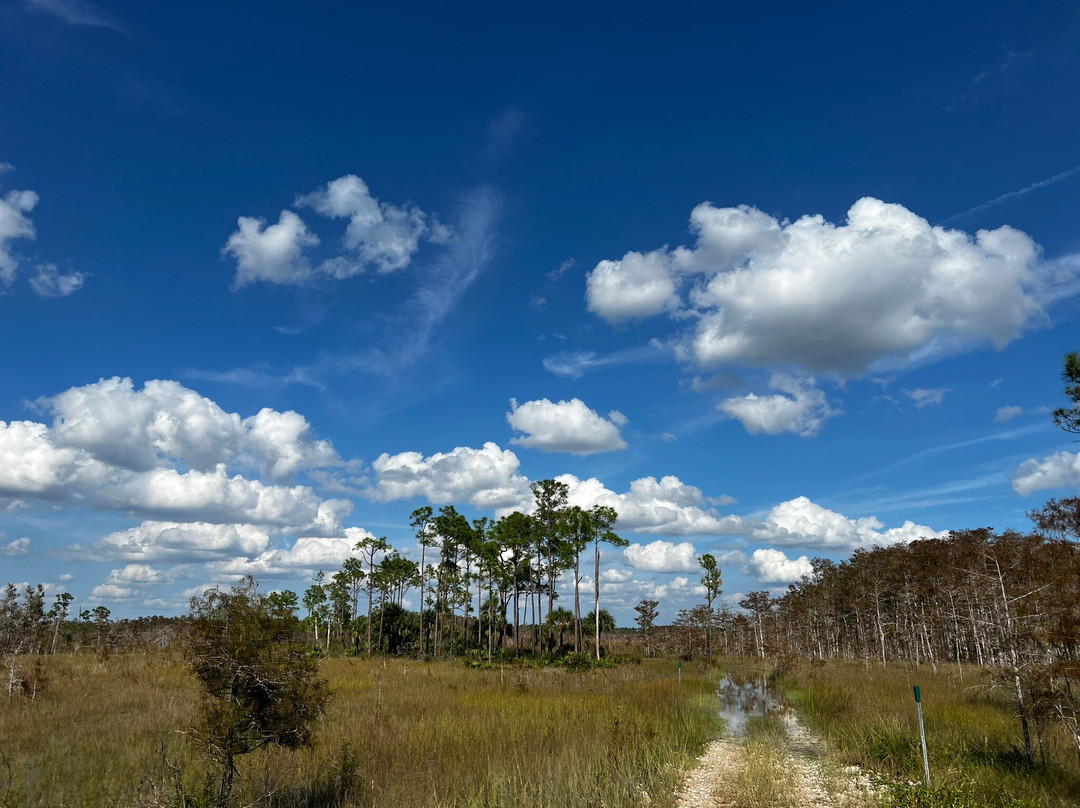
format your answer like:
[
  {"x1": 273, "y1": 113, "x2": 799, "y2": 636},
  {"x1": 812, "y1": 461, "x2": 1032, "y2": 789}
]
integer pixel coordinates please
[{"x1": 675, "y1": 711, "x2": 885, "y2": 808}]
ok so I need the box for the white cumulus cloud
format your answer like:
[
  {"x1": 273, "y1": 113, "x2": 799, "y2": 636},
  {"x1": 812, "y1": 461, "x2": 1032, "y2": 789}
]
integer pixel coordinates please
[
  {"x1": 225, "y1": 175, "x2": 451, "y2": 288},
  {"x1": 366, "y1": 442, "x2": 531, "y2": 511},
  {"x1": 624, "y1": 540, "x2": 699, "y2": 572},
  {"x1": 995, "y1": 405, "x2": 1023, "y2": 422},
  {"x1": 0, "y1": 171, "x2": 84, "y2": 296},
  {"x1": 204, "y1": 527, "x2": 378, "y2": 578},
  {"x1": 588, "y1": 197, "x2": 1048, "y2": 374},
  {"x1": 585, "y1": 249, "x2": 680, "y2": 322},
  {"x1": 1, "y1": 379, "x2": 350, "y2": 536},
  {"x1": 559, "y1": 474, "x2": 744, "y2": 536},
  {"x1": 1012, "y1": 450, "x2": 1080, "y2": 496},
  {"x1": 0, "y1": 536, "x2": 30, "y2": 557},
  {"x1": 904, "y1": 387, "x2": 949, "y2": 408},
  {"x1": 104, "y1": 564, "x2": 168, "y2": 584},
  {"x1": 507, "y1": 397, "x2": 628, "y2": 455},
  {"x1": 0, "y1": 182, "x2": 37, "y2": 287},
  {"x1": 0, "y1": 419, "x2": 113, "y2": 497},
  {"x1": 296, "y1": 174, "x2": 450, "y2": 275},
  {"x1": 89, "y1": 583, "x2": 135, "y2": 601},
  {"x1": 748, "y1": 548, "x2": 812, "y2": 582},
  {"x1": 92, "y1": 465, "x2": 349, "y2": 533},
  {"x1": 224, "y1": 210, "x2": 319, "y2": 287},
  {"x1": 42, "y1": 377, "x2": 339, "y2": 481},
  {"x1": 752, "y1": 496, "x2": 946, "y2": 550},
  {"x1": 719, "y1": 374, "x2": 838, "y2": 436},
  {"x1": 68, "y1": 521, "x2": 273, "y2": 563},
  {"x1": 364, "y1": 443, "x2": 741, "y2": 536},
  {"x1": 240, "y1": 407, "x2": 341, "y2": 481}
]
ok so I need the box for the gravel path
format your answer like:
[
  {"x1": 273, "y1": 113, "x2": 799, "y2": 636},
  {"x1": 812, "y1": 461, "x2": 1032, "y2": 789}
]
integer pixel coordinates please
[{"x1": 674, "y1": 711, "x2": 886, "y2": 808}]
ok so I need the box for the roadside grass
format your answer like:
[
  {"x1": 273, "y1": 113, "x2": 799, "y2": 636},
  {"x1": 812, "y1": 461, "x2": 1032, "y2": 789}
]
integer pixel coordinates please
[
  {"x1": 779, "y1": 661, "x2": 1080, "y2": 808},
  {"x1": 0, "y1": 653, "x2": 721, "y2": 807}
]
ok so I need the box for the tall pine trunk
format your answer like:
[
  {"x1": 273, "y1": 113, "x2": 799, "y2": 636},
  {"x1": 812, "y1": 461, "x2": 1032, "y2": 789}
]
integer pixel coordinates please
[
  {"x1": 574, "y1": 551, "x2": 582, "y2": 654},
  {"x1": 418, "y1": 544, "x2": 426, "y2": 656},
  {"x1": 594, "y1": 540, "x2": 601, "y2": 661}
]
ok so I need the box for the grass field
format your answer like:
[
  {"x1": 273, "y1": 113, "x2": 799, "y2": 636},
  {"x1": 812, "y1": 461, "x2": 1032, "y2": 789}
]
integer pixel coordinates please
[
  {"x1": 779, "y1": 661, "x2": 1080, "y2": 808},
  {"x1": 4, "y1": 653, "x2": 1079, "y2": 808},
  {"x1": 0, "y1": 653, "x2": 721, "y2": 808}
]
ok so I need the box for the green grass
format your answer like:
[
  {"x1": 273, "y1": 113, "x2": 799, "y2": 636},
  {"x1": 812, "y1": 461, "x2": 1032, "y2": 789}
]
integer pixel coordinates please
[
  {"x1": 0, "y1": 653, "x2": 722, "y2": 807},
  {"x1": 778, "y1": 661, "x2": 1080, "y2": 808}
]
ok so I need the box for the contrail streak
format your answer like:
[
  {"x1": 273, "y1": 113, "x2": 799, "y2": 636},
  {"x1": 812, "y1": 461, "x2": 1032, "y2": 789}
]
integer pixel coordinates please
[{"x1": 943, "y1": 163, "x2": 1080, "y2": 224}]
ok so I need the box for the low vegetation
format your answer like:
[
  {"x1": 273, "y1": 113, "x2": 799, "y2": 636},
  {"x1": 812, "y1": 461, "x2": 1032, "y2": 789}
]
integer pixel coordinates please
[
  {"x1": 781, "y1": 661, "x2": 1080, "y2": 808},
  {"x1": 0, "y1": 652, "x2": 720, "y2": 808}
]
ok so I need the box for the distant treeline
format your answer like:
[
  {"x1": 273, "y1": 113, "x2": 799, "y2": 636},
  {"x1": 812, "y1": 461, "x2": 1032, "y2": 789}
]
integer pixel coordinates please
[
  {"x1": 687, "y1": 506, "x2": 1080, "y2": 767},
  {"x1": 4, "y1": 505, "x2": 1080, "y2": 766}
]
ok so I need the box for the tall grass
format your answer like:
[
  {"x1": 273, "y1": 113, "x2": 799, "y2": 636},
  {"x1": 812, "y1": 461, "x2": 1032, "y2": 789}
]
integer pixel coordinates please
[
  {"x1": 0, "y1": 653, "x2": 721, "y2": 807},
  {"x1": 779, "y1": 661, "x2": 1080, "y2": 808}
]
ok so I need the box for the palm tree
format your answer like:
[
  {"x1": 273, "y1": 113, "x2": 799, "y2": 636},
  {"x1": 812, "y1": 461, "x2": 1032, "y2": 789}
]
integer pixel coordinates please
[
  {"x1": 546, "y1": 607, "x2": 575, "y2": 650},
  {"x1": 584, "y1": 609, "x2": 616, "y2": 657}
]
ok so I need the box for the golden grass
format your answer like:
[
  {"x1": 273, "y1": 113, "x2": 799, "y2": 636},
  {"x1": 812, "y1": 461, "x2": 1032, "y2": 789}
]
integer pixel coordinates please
[
  {"x1": 779, "y1": 661, "x2": 1080, "y2": 808},
  {"x1": 0, "y1": 654, "x2": 722, "y2": 807}
]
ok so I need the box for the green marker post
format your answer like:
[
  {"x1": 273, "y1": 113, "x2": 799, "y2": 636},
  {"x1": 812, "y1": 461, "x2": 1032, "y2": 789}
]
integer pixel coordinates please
[
  {"x1": 678, "y1": 661, "x2": 682, "y2": 687},
  {"x1": 914, "y1": 686, "x2": 930, "y2": 786}
]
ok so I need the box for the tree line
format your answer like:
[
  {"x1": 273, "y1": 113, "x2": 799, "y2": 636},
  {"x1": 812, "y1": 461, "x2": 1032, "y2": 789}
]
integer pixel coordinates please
[
  {"x1": 641, "y1": 353, "x2": 1080, "y2": 767},
  {"x1": 698, "y1": 522, "x2": 1078, "y2": 762},
  {"x1": 286, "y1": 479, "x2": 629, "y2": 661}
]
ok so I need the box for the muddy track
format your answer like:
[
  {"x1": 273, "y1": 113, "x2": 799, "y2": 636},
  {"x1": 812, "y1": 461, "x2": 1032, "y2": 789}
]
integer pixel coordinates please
[{"x1": 675, "y1": 711, "x2": 886, "y2": 808}]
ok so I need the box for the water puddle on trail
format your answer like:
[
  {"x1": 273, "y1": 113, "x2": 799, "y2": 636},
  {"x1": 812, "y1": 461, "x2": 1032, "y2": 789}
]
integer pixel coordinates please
[{"x1": 716, "y1": 672, "x2": 791, "y2": 736}]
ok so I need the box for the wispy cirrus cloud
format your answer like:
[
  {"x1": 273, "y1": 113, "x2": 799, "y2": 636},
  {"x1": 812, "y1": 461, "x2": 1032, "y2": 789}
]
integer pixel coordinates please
[
  {"x1": 195, "y1": 188, "x2": 500, "y2": 394},
  {"x1": 482, "y1": 107, "x2": 527, "y2": 166},
  {"x1": 25, "y1": 0, "x2": 125, "y2": 33},
  {"x1": 542, "y1": 343, "x2": 666, "y2": 379},
  {"x1": 833, "y1": 472, "x2": 1008, "y2": 516},
  {"x1": 185, "y1": 363, "x2": 328, "y2": 392},
  {"x1": 310, "y1": 186, "x2": 498, "y2": 378},
  {"x1": 855, "y1": 421, "x2": 1050, "y2": 482}
]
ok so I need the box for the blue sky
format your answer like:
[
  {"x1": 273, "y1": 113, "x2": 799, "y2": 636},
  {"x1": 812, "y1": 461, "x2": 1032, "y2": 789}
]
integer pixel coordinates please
[{"x1": 2, "y1": 0, "x2": 1080, "y2": 622}]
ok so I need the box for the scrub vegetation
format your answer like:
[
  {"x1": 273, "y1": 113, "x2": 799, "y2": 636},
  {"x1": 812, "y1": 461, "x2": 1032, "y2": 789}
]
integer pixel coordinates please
[{"x1": 0, "y1": 652, "x2": 720, "y2": 808}]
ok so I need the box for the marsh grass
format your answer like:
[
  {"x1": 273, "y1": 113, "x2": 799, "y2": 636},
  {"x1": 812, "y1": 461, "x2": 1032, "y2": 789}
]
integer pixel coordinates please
[
  {"x1": 779, "y1": 661, "x2": 1080, "y2": 808},
  {"x1": 0, "y1": 653, "x2": 721, "y2": 807}
]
